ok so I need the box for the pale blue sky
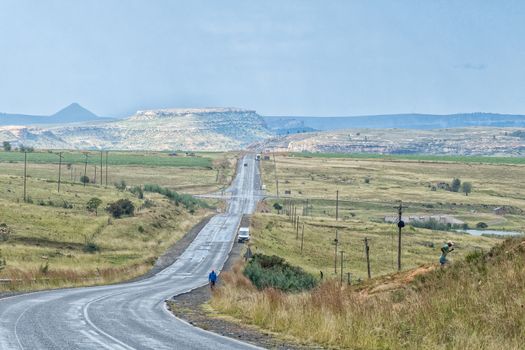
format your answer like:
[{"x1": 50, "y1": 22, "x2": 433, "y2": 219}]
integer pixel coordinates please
[{"x1": 1, "y1": 0, "x2": 524, "y2": 117}]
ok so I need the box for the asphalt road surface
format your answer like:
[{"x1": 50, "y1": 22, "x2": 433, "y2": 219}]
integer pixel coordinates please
[{"x1": 0, "y1": 154, "x2": 263, "y2": 350}]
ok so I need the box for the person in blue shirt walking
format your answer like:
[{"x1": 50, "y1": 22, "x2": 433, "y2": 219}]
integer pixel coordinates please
[
  {"x1": 439, "y1": 241, "x2": 455, "y2": 266},
  {"x1": 208, "y1": 269, "x2": 218, "y2": 289}
]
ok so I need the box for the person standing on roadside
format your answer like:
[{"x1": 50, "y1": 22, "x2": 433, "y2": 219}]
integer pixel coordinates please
[
  {"x1": 208, "y1": 269, "x2": 218, "y2": 289},
  {"x1": 439, "y1": 241, "x2": 455, "y2": 266}
]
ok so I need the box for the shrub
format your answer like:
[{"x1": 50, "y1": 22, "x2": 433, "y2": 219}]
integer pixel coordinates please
[
  {"x1": 462, "y1": 182, "x2": 473, "y2": 196},
  {"x1": 451, "y1": 178, "x2": 461, "y2": 192},
  {"x1": 83, "y1": 242, "x2": 100, "y2": 253},
  {"x1": 476, "y1": 222, "x2": 488, "y2": 229},
  {"x1": 0, "y1": 223, "x2": 12, "y2": 241},
  {"x1": 2, "y1": 141, "x2": 11, "y2": 151},
  {"x1": 143, "y1": 183, "x2": 209, "y2": 211},
  {"x1": 410, "y1": 219, "x2": 465, "y2": 231},
  {"x1": 114, "y1": 180, "x2": 127, "y2": 191},
  {"x1": 244, "y1": 254, "x2": 318, "y2": 292},
  {"x1": 106, "y1": 199, "x2": 135, "y2": 218},
  {"x1": 80, "y1": 175, "x2": 90, "y2": 184},
  {"x1": 19, "y1": 145, "x2": 34, "y2": 152},
  {"x1": 130, "y1": 186, "x2": 144, "y2": 199},
  {"x1": 86, "y1": 197, "x2": 102, "y2": 215},
  {"x1": 39, "y1": 261, "x2": 49, "y2": 275},
  {"x1": 141, "y1": 199, "x2": 155, "y2": 209}
]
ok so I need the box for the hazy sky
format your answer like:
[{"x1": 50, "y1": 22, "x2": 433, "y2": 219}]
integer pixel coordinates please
[{"x1": 1, "y1": 0, "x2": 524, "y2": 117}]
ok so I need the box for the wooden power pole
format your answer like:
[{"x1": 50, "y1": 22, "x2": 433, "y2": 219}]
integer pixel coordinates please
[
  {"x1": 364, "y1": 237, "x2": 371, "y2": 279},
  {"x1": 334, "y1": 229, "x2": 339, "y2": 274},
  {"x1": 83, "y1": 152, "x2": 89, "y2": 187},
  {"x1": 100, "y1": 151, "x2": 103, "y2": 185},
  {"x1": 340, "y1": 250, "x2": 344, "y2": 284},
  {"x1": 105, "y1": 151, "x2": 109, "y2": 187},
  {"x1": 57, "y1": 152, "x2": 63, "y2": 192},
  {"x1": 296, "y1": 216, "x2": 300, "y2": 239},
  {"x1": 397, "y1": 203, "x2": 404, "y2": 271},
  {"x1": 23, "y1": 151, "x2": 27, "y2": 201},
  {"x1": 336, "y1": 190, "x2": 339, "y2": 221},
  {"x1": 300, "y1": 223, "x2": 305, "y2": 254}
]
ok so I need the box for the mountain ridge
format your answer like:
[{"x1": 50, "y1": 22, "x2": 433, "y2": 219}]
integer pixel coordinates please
[{"x1": 0, "y1": 103, "x2": 109, "y2": 126}]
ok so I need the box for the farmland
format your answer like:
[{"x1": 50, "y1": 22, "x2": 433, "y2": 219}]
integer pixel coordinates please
[
  {"x1": 0, "y1": 150, "x2": 237, "y2": 292},
  {"x1": 260, "y1": 153, "x2": 525, "y2": 231}
]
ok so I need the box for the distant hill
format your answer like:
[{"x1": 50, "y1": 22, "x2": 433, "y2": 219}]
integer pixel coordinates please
[
  {"x1": 263, "y1": 113, "x2": 525, "y2": 132},
  {"x1": 0, "y1": 103, "x2": 110, "y2": 126},
  {"x1": 257, "y1": 127, "x2": 525, "y2": 156},
  {"x1": 0, "y1": 107, "x2": 271, "y2": 151}
]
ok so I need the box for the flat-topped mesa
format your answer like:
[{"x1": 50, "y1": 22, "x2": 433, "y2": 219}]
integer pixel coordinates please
[{"x1": 129, "y1": 107, "x2": 256, "y2": 121}]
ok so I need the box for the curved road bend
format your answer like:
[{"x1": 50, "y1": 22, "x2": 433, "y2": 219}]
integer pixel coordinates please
[{"x1": 0, "y1": 155, "x2": 263, "y2": 350}]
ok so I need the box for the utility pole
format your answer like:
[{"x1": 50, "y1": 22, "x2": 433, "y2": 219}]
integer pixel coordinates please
[
  {"x1": 334, "y1": 229, "x2": 339, "y2": 274},
  {"x1": 57, "y1": 152, "x2": 63, "y2": 192},
  {"x1": 305, "y1": 198, "x2": 309, "y2": 216},
  {"x1": 273, "y1": 153, "x2": 279, "y2": 198},
  {"x1": 93, "y1": 165, "x2": 97, "y2": 184},
  {"x1": 296, "y1": 216, "x2": 300, "y2": 239},
  {"x1": 105, "y1": 151, "x2": 109, "y2": 187},
  {"x1": 300, "y1": 223, "x2": 305, "y2": 254},
  {"x1": 100, "y1": 151, "x2": 103, "y2": 185},
  {"x1": 23, "y1": 151, "x2": 27, "y2": 202},
  {"x1": 364, "y1": 237, "x2": 371, "y2": 279},
  {"x1": 83, "y1": 152, "x2": 89, "y2": 187},
  {"x1": 336, "y1": 190, "x2": 339, "y2": 221},
  {"x1": 397, "y1": 202, "x2": 405, "y2": 271},
  {"x1": 340, "y1": 250, "x2": 344, "y2": 284}
]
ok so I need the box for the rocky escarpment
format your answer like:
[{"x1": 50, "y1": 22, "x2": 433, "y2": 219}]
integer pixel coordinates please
[{"x1": 0, "y1": 108, "x2": 272, "y2": 151}]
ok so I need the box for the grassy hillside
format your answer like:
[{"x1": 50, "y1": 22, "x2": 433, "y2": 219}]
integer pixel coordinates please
[
  {"x1": 248, "y1": 212, "x2": 498, "y2": 278},
  {"x1": 212, "y1": 237, "x2": 525, "y2": 349},
  {"x1": 0, "y1": 150, "x2": 237, "y2": 292},
  {"x1": 208, "y1": 153, "x2": 523, "y2": 348}
]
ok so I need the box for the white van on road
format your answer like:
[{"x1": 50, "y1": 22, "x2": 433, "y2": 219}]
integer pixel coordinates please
[{"x1": 237, "y1": 227, "x2": 250, "y2": 243}]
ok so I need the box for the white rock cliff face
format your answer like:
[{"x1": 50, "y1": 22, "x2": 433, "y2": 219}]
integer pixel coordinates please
[{"x1": 0, "y1": 108, "x2": 271, "y2": 151}]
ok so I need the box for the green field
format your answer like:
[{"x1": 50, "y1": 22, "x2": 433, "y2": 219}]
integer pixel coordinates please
[
  {"x1": 0, "y1": 150, "x2": 213, "y2": 168},
  {"x1": 292, "y1": 151, "x2": 525, "y2": 164}
]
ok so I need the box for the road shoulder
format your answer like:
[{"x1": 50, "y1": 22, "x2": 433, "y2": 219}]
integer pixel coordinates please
[{"x1": 166, "y1": 242, "x2": 323, "y2": 350}]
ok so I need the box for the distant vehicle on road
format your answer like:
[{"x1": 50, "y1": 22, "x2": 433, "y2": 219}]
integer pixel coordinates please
[
  {"x1": 244, "y1": 163, "x2": 248, "y2": 167},
  {"x1": 238, "y1": 227, "x2": 250, "y2": 243},
  {"x1": 255, "y1": 154, "x2": 261, "y2": 161}
]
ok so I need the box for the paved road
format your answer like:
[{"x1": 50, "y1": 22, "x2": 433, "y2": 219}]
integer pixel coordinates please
[{"x1": 0, "y1": 155, "x2": 263, "y2": 350}]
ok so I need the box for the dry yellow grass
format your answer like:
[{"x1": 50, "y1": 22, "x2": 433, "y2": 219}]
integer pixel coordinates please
[
  {"x1": 261, "y1": 154, "x2": 525, "y2": 231},
  {"x1": 249, "y1": 212, "x2": 499, "y2": 278},
  {"x1": 210, "y1": 154, "x2": 524, "y2": 349},
  {"x1": 212, "y1": 238, "x2": 525, "y2": 349}
]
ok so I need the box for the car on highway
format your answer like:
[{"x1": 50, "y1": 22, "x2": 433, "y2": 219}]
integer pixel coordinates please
[
  {"x1": 237, "y1": 227, "x2": 250, "y2": 243},
  {"x1": 244, "y1": 163, "x2": 248, "y2": 166}
]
